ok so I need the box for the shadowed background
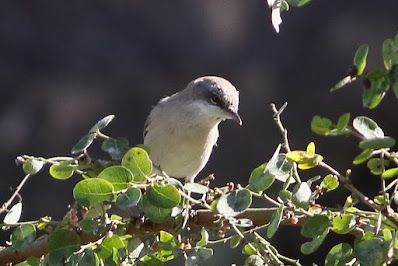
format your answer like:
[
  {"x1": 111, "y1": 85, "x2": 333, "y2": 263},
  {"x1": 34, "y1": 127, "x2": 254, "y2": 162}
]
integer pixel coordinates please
[{"x1": 1, "y1": 0, "x2": 397, "y2": 264}]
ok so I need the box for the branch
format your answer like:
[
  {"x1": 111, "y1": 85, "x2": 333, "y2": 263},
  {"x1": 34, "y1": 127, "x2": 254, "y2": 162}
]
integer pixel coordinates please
[
  {"x1": 0, "y1": 174, "x2": 30, "y2": 214},
  {"x1": 270, "y1": 103, "x2": 301, "y2": 183},
  {"x1": 319, "y1": 162, "x2": 398, "y2": 228}
]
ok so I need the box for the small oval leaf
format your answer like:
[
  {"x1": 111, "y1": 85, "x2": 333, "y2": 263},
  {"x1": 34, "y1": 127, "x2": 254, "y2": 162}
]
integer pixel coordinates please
[
  {"x1": 331, "y1": 214, "x2": 356, "y2": 234},
  {"x1": 122, "y1": 147, "x2": 152, "y2": 182},
  {"x1": 22, "y1": 159, "x2": 44, "y2": 175},
  {"x1": 115, "y1": 187, "x2": 142, "y2": 209},
  {"x1": 216, "y1": 189, "x2": 252, "y2": 217},
  {"x1": 359, "y1": 136, "x2": 396, "y2": 150},
  {"x1": 11, "y1": 224, "x2": 36, "y2": 251},
  {"x1": 145, "y1": 183, "x2": 180, "y2": 209},
  {"x1": 353, "y1": 44, "x2": 369, "y2": 75},
  {"x1": 73, "y1": 179, "x2": 114, "y2": 207},
  {"x1": 89, "y1": 115, "x2": 115, "y2": 133},
  {"x1": 3, "y1": 202, "x2": 23, "y2": 224},
  {"x1": 267, "y1": 205, "x2": 283, "y2": 238},
  {"x1": 97, "y1": 166, "x2": 133, "y2": 191},
  {"x1": 71, "y1": 133, "x2": 95, "y2": 154},
  {"x1": 49, "y1": 163, "x2": 75, "y2": 180}
]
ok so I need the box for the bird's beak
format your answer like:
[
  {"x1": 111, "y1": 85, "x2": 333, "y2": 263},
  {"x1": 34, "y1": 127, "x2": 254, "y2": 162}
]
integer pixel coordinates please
[{"x1": 227, "y1": 109, "x2": 242, "y2": 126}]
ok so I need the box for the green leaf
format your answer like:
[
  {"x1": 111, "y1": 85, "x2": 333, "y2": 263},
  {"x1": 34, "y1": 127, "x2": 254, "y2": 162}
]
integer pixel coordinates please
[
  {"x1": 300, "y1": 228, "x2": 328, "y2": 255},
  {"x1": 11, "y1": 224, "x2": 36, "y2": 251},
  {"x1": 331, "y1": 214, "x2": 356, "y2": 234},
  {"x1": 278, "y1": 190, "x2": 292, "y2": 202},
  {"x1": 216, "y1": 189, "x2": 252, "y2": 217},
  {"x1": 79, "y1": 219, "x2": 99, "y2": 234},
  {"x1": 363, "y1": 70, "x2": 388, "y2": 109},
  {"x1": 196, "y1": 228, "x2": 209, "y2": 247},
  {"x1": 337, "y1": 113, "x2": 350, "y2": 134},
  {"x1": 141, "y1": 193, "x2": 172, "y2": 223},
  {"x1": 248, "y1": 163, "x2": 274, "y2": 192},
  {"x1": 96, "y1": 235, "x2": 126, "y2": 260},
  {"x1": 353, "y1": 116, "x2": 384, "y2": 139},
  {"x1": 353, "y1": 44, "x2": 369, "y2": 75},
  {"x1": 267, "y1": 205, "x2": 283, "y2": 238},
  {"x1": 245, "y1": 255, "x2": 266, "y2": 266},
  {"x1": 49, "y1": 163, "x2": 75, "y2": 180},
  {"x1": 301, "y1": 215, "x2": 331, "y2": 238},
  {"x1": 145, "y1": 183, "x2": 180, "y2": 209},
  {"x1": 159, "y1": 230, "x2": 175, "y2": 243},
  {"x1": 141, "y1": 255, "x2": 163, "y2": 266},
  {"x1": 127, "y1": 237, "x2": 144, "y2": 259},
  {"x1": 3, "y1": 202, "x2": 23, "y2": 224},
  {"x1": 268, "y1": 153, "x2": 293, "y2": 182},
  {"x1": 183, "y1": 183, "x2": 209, "y2": 194},
  {"x1": 382, "y1": 34, "x2": 398, "y2": 70},
  {"x1": 73, "y1": 178, "x2": 114, "y2": 207},
  {"x1": 47, "y1": 229, "x2": 79, "y2": 264},
  {"x1": 242, "y1": 242, "x2": 260, "y2": 255},
  {"x1": 353, "y1": 149, "x2": 373, "y2": 165},
  {"x1": 367, "y1": 158, "x2": 387, "y2": 175},
  {"x1": 292, "y1": 182, "x2": 312, "y2": 209},
  {"x1": 67, "y1": 250, "x2": 100, "y2": 266},
  {"x1": 71, "y1": 133, "x2": 96, "y2": 154},
  {"x1": 286, "y1": 0, "x2": 311, "y2": 7},
  {"x1": 89, "y1": 115, "x2": 115, "y2": 133},
  {"x1": 229, "y1": 235, "x2": 242, "y2": 248},
  {"x1": 359, "y1": 137, "x2": 396, "y2": 150},
  {"x1": 186, "y1": 247, "x2": 213, "y2": 266},
  {"x1": 101, "y1": 138, "x2": 129, "y2": 160},
  {"x1": 325, "y1": 243, "x2": 354, "y2": 266},
  {"x1": 115, "y1": 187, "x2": 141, "y2": 209},
  {"x1": 122, "y1": 147, "x2": 152, "y2": 182},
  {"x1": 382, "y1": 167, "x2": 398, "y2": 179},
  {"x1": 97, "y1": 166, "x2": 133, "y2": 191},
  {"x1": 22, "y1": 159, "x2": 44, "y2": 175},
  {"x1": 330, "y1": 75, "x2": 356, "y2": 92},
  {"x1": 321, "y1": 174, "x2": 339, "y2": 191},
  {"x1": 354, "y1": 238, "x2": 384, "y2": 266},
  {"x1": 311, "y1": 116, "x2": 333, "y2": 135},
  {"x1": 388, "y1": 64, "x2": 398, "y2": 99}
]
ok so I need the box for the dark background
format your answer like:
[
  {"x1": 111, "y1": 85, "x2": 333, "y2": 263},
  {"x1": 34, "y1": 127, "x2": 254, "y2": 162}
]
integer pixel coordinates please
[{"x1": 0, "y1": 0, "x2": 397, "y2": 264}]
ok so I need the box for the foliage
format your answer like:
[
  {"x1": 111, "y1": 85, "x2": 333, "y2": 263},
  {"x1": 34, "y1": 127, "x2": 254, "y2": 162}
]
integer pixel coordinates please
[{"x1": 0, "y1": 6, "x2": 398, "y2": 266}]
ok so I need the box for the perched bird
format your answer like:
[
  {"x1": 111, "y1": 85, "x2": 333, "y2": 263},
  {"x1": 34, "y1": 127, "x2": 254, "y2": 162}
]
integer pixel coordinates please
[{"x1": 143, "y1": 76, "x2": 242, "y2": 183}]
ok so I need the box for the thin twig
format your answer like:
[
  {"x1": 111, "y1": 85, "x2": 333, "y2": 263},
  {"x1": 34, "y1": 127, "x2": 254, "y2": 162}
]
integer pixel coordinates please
[
  {"x1": 0, "y1": 174, "x2": 30, "y2": 214},
  {"x1": 270, "y1": 103, "x2": 301, "y2": 183},
  {"x1": 319, "y1": 161, "x2": 398, "y2": 228}
]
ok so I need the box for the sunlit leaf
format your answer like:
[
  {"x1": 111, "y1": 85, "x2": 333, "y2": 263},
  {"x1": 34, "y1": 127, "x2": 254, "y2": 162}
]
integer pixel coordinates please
[
  {"x1": 3, "y1": 202, "x2": 23, "y2": 224},
  {"x1": 325, "y1": 243, "x2": 353, "y2": 266},
  {"x1": 353, "y1": 44, "x2": 369, "y2": 75},
  {"x1": 331, "y1": 214, "x2": 356, "y2": 234},
  {"x1": 71, "y1": 133, "x2": 95, "y2": 154},
  {"x1": 216, "y1": 189, "x2": 252, "y2": 217},
  {"x1": 122, "y1": 147, "x2": 152, "y2": 182},
  {"x1": 353, "y1": 149, "x2": 373, "y2": 165},
  {"x1": 73, "y1": 178, "x2": 114, "y2": 207},
  {"x1": 97, "y1": 165, "x2": 133, "y2": 191},
  {"x1": 22, "y1": 159, "x2": 44, "y2": 175},
  {"x1": 353, "y1": 116, "x2": 384, "y2": 139},
  {"x1": 89, "y1": 115, "x2": 115, "y2": 133},
  {"x1": 267, "y1": 205, "x2": 283, "y2": 238}
]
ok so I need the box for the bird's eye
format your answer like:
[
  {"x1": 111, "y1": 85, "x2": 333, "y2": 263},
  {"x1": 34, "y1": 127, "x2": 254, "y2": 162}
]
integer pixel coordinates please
[{"x1": 210, "y1": 93, "x2": 222, "y2": 106}]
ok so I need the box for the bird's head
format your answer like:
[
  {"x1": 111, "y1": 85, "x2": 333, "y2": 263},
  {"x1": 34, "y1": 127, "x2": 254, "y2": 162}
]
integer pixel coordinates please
[{"x1": 185, "y1": 76, "x2": 242, "y2": 126}]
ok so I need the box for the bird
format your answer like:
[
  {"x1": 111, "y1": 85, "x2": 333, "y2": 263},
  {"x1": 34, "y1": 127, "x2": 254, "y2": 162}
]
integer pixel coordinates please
[{"x1": 143, "y1": 76, "x2": 241, "y2": 183}]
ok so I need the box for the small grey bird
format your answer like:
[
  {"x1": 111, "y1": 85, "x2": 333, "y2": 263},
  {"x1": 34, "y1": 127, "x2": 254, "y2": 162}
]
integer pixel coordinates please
[{"x1": 143, "y1": 76, "x2": 241, "y2": 183}]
